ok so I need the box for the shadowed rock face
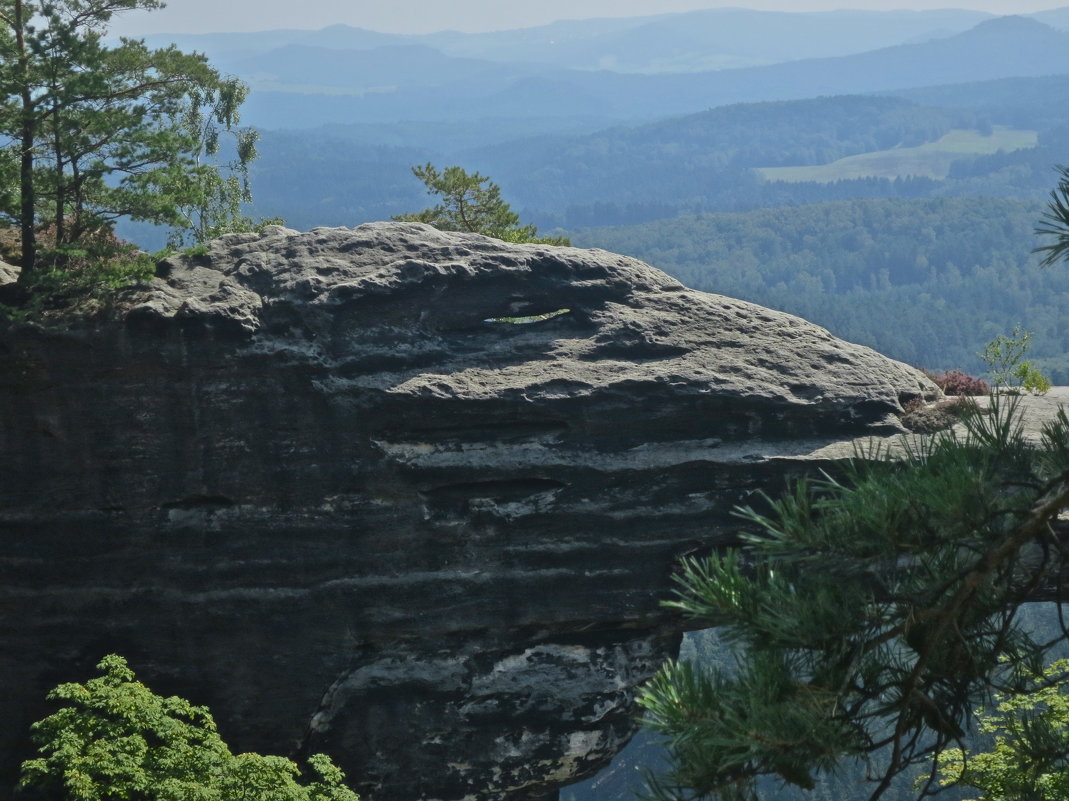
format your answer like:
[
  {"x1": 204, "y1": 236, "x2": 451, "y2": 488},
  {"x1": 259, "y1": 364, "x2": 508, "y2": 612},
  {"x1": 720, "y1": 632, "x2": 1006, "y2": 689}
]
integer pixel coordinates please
[{"x1": 0, "y1": 223, "x2": 934, "y2": 801}]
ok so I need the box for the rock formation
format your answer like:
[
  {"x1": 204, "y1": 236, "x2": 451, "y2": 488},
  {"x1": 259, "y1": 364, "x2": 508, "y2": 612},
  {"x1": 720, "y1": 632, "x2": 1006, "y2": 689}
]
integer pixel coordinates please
[
  {"x1": 0, "y1": 223, "x2": 935, "y2": 801},
  {"x1": 0, "y1": 259, "x2": 18, "y2": 287}
]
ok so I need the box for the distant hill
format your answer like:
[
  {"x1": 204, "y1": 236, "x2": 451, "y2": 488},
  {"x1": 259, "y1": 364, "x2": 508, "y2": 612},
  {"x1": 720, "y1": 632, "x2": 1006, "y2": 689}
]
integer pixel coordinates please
[
  {"x1": 535, "y1": 16, "x2": 1069, "y2": 121},
  {"x1": 886, "y1": 73, "x2": 1069, "y2": 131},
  {"x1": 1031, "y1": 7, "x2": 1069, "y2": 30},
  {"x1": 233, "y1": 91, "x2": 1054, "y2": 234},
  {"x1": 225, "y1": 15, "x2": 1069, "y2": 130},
  {"x1": 460, "y1": 95, "x2": 978, "y2": 210},
  {"x1": 223, "y1": 64, "x2": 1069, "y2": 239},
  {"x1": 569, "y1": 196, "x2": 1069, "y2": 380},
  {"x1": 230, "y1": 44, "x2": 542, "y2": 94},
  {"x1": 138, "y1": 9, "x2": 996, "y2": 75},
  {"x1": 419, "y1": 8, "x2": 995, "y2": 73}
]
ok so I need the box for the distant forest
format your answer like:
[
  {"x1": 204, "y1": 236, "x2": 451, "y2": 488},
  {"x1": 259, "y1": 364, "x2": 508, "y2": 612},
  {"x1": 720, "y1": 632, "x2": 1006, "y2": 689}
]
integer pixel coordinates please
[
  {"x1": 574, "y1": 197, "x2": 1069, "y2": 380},
  {"x1": 244, "y1": 85, "x2": 1069, "y2": 231},
  {"x1": 234, "y1": 84, "x2": 1069, "y2": 383}
]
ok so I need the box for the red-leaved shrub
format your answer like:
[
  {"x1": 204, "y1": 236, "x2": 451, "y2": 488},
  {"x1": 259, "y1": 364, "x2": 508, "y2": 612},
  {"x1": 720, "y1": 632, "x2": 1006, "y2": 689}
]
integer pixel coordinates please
[{"x1": 928, "y1": 369, "x2": 990, "y2": 396}]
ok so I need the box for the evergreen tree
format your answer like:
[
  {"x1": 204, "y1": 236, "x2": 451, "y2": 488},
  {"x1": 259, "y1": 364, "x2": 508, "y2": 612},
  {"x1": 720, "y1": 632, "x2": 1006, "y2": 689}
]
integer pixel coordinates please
[
  {"x1": 394, "y1": 163, "x2": 569, "y2": 245},
  {"x1": 1035, "y1": 164, "x2": 1069, "y2": 268},
  {"x1": 639, "y1": 398, "x2": 1069, "y2": 801},
  {"x1": 0, "y1": 0, "x2": 261, "y2": 282}
]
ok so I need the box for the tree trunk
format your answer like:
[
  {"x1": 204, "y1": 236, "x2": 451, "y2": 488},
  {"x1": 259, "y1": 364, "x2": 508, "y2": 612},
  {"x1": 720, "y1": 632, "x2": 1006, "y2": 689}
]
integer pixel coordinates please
[
  {"x1": 13, "y1": 0, "x2": 36, "y2": 281},
  {"x1": 52, "y1": 124, "x2": 64, "y2": 250}
]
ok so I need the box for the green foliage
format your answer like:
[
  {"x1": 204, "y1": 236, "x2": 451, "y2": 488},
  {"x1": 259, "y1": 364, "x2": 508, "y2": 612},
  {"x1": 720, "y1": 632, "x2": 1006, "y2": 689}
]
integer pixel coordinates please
[
  {"x1": 1013, "y1": 361, "x2": 1052, "y2": 395},
  {"x1": 395, "y1": 163, "x2": 569, "y2": 245},
  {"x1": 936, "y1": 658, "x2": 1069, "y2": 801},
  {"x1": 162, "y1": 79, "x2": 284, "y2": 248},
  {"x1": 0, "y1": 237, "x2": 156, "y2": 322},
  {"x1": 1033, "y1": 164, "x2": 1069, "y2": 268},
  {"x1": 0, "y1": 144, "x2": 17, "y2": 220},
  {"x1": 0, "y1": 0, "x2": 268, "y2": 281},
  {"x1": 979, "y1": 325, "x2": 1051, "y2": 394},
  {"x1": 30, "y1": 245, "x2": 156, "y2": 292},
  {"x1": 0, "y1": 227, "x2": 158, "y2": 321},
  {"x1": 180, "y1": 242, "x2": 211, "y2": 258},
  {"x1": 19, "y1": 654, "x2": 359, "y2": 801},
  {"x1": 639, "y1": 399, "x2": 1069, "y2": 801},
  {"x1": 979, "y1": 325, "x2": 1033, "y2": 389}
]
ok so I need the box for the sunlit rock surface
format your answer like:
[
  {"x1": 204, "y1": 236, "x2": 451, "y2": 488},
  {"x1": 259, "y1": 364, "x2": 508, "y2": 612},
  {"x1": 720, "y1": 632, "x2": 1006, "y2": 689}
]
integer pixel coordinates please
[
  {"x1": 0, "y1": 223, "x2": 935, "y2": 801},
  {"x1": 0, "y1": 260, "x2": 18, "y2": 287}
]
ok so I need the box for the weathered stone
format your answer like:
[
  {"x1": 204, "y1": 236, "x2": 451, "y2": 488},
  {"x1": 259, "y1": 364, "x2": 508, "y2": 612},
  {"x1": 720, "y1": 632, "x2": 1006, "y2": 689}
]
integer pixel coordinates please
[
  {"x1": 0, "y1": 223, "x2": 935, "y2": 800},
  {"x1": 0, "y1": 259, "x2": 18, "y2": 287}
]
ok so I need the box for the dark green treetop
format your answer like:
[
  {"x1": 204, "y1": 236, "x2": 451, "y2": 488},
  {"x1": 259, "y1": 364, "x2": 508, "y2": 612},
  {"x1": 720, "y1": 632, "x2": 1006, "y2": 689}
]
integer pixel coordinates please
[{"x1": 394, "y1": 162, "x2": 570, "y2": 245}]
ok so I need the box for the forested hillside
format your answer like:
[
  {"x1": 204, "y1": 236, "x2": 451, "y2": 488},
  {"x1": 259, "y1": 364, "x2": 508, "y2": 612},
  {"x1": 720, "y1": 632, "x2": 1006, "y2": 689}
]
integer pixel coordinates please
[
  {"x1": 233, "y1": 77, "x2": 1069, "y2": 232},
  {"x1": 573, "y1": 197, "x2": 1069, "y2": 380},
  {"x1": 466, "y1": 96, "x2": 977, "y2": 217}
]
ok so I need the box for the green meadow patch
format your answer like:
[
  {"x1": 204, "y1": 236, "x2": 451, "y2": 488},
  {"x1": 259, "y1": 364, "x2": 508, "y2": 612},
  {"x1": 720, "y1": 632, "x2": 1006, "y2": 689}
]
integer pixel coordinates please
[{"x1": 757, "y1": 127, "x2": 1037, "y2": 183}]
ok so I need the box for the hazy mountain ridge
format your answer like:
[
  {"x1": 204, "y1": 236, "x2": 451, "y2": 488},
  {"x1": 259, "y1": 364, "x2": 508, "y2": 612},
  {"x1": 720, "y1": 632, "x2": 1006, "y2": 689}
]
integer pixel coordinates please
[
  {"x1": 230, "y1": 43, "x2": 544, "y2": 94},
  {"x1": 139, "y1": 8, "x2": 999, "y2": 75},
  {"x1": 204, "y1": 14, "x2": 1069, "y2": 132}
]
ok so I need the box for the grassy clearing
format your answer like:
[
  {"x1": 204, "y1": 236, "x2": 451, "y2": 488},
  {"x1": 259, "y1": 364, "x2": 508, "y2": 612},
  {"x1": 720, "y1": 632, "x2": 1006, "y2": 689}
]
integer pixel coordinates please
[{"x1": 756, "y1": 127, "x2": 1038, "y2": 183}]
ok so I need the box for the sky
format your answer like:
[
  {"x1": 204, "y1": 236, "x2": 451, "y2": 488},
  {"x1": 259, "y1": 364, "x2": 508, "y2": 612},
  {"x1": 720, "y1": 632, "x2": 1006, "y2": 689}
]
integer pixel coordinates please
[{"x1": 108, "y1": 0, "x2": 1069, "y2": 37}]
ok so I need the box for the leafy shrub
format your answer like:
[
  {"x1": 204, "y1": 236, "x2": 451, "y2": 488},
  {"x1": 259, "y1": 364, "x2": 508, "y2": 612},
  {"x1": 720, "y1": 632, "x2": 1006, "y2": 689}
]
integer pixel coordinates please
[
  {"x1": 935, "y1": 658, "x2": 1069, "y2": 798},
  {"x1": 979, "y1": 324, "x2": 1053, "y2": 393},
  {"x1": 19, "y1": 654, "x2": 360, "y2": 801},
  {"x1": 1014, "y1": 360, "x2": 1052, "y2": 395}
]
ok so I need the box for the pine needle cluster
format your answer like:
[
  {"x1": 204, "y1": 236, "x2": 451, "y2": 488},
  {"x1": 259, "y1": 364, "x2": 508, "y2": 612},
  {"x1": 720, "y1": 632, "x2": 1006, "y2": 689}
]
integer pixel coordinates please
[{"x1": 640, "y1": 398, "x2": 1069, "y2": 801}]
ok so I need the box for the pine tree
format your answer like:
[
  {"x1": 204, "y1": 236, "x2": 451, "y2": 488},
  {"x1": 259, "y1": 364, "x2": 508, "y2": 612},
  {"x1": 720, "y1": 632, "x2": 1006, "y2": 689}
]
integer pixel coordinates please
[
  {"x1": 0, "y1": 0, "x2": 261, "y2": 282},
  {"x1": 639, "y1": 397, "x2": 1069, "y2": 801},
  {"x1": 394, "y1": 163, "x2": 569, "y2": 245}
]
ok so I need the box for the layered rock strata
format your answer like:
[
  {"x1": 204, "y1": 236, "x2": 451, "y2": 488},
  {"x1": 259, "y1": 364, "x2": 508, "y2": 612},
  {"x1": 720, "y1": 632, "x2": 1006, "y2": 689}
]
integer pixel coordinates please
[{"x1": 0, "y1": 223, "x2": 934, "y2": 800}]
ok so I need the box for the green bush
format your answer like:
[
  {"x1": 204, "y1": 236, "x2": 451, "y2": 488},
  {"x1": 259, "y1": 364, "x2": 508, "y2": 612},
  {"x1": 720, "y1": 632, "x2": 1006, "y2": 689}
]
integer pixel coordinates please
[
  {"x1": 979, "y1": 325, "x2": 1052, "y2": 394},
  {"x1": 1014, "y1": 360, "x2": 1052, "y2": 395},
  {"x1": 19, "y1": 654, "x2": 360, "y2": 801}
]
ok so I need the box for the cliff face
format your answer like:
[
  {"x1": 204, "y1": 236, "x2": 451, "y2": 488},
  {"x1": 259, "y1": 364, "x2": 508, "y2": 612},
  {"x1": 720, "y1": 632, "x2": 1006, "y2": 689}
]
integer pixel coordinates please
[{"x1": 0, "y1": 223, "x2": 934, "y2": 801}]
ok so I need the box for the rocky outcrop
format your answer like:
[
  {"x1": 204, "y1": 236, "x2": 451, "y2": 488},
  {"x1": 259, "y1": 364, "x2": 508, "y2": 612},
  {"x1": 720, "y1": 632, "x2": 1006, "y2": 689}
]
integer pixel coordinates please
[
  {"x1": 0, "y1": 259, "x2": 18, "y2": 287},
  {"x1": 0, "y1": 223, "x2": 935, "y2": 801}
]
